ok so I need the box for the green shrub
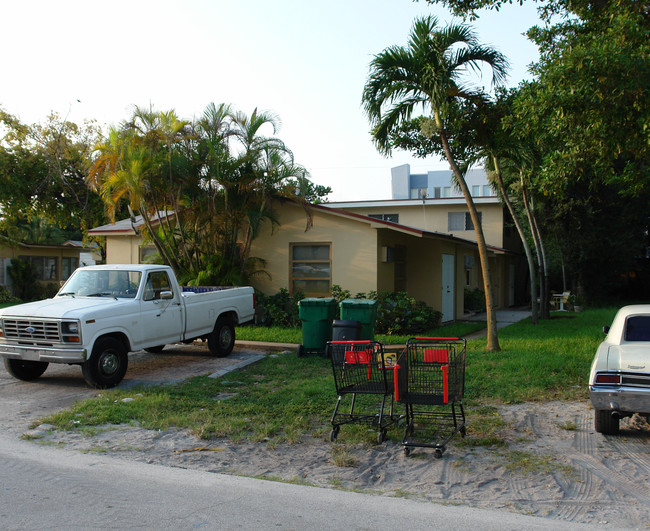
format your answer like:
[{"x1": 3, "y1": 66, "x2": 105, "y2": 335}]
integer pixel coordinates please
[
  {"x1": 0, "y1": 286, "x2": 21, "y2": 304},
  {"x1": 464, "y1": 287, "x2": 486, "y2": 312},
  {"x1": 372, "y1": 291, "x2": 442, "y2": 335},
  {"x1": 7, "y1": 258, "x2": 41, "y2": 301},
  {"x1": 255, "y1": 288, "x2": 304, "y2": 327}
]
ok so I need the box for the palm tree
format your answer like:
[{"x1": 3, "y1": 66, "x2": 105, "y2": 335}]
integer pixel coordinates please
[{"x1": 362, "y1": 16, "x2": 509, "y2": 351}]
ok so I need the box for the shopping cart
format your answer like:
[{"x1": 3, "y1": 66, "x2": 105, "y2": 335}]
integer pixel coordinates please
[
  {"x1": 327, "y1": 340, "x2": 402, "y2": 443},
  {"x1": 394, "y1": 337, "x2": 466, "y2": 457}
]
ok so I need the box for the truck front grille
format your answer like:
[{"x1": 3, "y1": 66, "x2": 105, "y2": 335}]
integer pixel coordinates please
[{"x1": 2, "y1": 319, "x2": 61, "y2": 342}]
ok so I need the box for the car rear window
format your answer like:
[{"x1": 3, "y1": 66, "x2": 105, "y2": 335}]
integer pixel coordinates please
[{"x1": 624, "y1": 316, "x2": 650, "y2": 341}]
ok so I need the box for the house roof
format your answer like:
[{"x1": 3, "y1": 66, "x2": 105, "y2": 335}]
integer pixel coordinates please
[
  {"x1": 0, "y1": 235, "x2": 84, "y2": 251},
  {"x1": 88, "y1": 211, "x2": 174, "y2": 236},
  {"x1": 87, "y1": 204, "x2": 509, "y2": 255}
]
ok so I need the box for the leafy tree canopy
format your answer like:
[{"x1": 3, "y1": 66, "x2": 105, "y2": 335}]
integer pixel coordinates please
[{"x1": 0, "y1": 108, "x2": 109, "y2": 243}]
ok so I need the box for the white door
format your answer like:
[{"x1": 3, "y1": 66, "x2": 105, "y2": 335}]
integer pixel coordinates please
[
  {"x1": 139, "y1": 271, "x2": 183, "y2": 347},
  {"x1": 441, "y1": 254, "x2": 455, "y2": 322}
]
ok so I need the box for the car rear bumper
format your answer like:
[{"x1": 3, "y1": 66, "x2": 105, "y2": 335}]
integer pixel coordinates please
[
  {"x1": 0, "y1": 343, "x2": 87, "y2": 364},
  {"x1": 589, "y1": 385, "x2": 650, "y2": 415}
]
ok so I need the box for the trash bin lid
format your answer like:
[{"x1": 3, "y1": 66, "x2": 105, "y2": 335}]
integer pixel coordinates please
[
  {"x1": 299, "y1": 297, "x2": 336, "y2": 306},
  {"x1": 332, "y1": 319, "x2": 361, "y2": 328},
  {"x1": 340, "y1": 298, "x2": 378, "y2": 307}
]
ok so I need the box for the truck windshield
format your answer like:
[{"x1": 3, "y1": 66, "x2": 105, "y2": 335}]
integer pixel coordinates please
[{"x1": 58, "y1": 270, "x2": 142, "y2": 299}]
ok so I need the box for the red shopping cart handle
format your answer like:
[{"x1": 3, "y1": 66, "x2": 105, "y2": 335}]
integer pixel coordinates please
[{"x1": 393, "y1": 364, "x2": 400, "y2": 401}]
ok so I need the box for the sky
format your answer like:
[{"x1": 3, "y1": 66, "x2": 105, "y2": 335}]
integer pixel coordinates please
[{"x1": 1, "y1": 0, "x2": 541, "y2": 202}]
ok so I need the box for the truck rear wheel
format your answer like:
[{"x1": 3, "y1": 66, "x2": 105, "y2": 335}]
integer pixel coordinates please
[
  {"x1": 208, "y1": 318, "x2": 235, "y2": 357},
  {"x1": 4, "y1": 358, "x2": 49, "y2": 381},
  {"x1": 82, "y1": 337, "x2": 128, "y2": 389}
]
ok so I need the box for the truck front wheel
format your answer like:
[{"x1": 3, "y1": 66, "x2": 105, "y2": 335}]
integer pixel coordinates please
[
  {"x1": 208, "y1": 318, "x2": 235, "y2": 357},
  {"x1": 82, "y1": 337, "x2": 128, "y2": 389},
  {"x1": 4, "y1": 358, "x2": 49, "y2": 381}
]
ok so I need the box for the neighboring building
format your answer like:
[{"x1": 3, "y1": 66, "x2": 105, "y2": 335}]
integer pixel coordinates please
[
  {"x1": 0, "y1": 239, "x2": 84, "y2": 291},
  {"x1": 325, "y1": 165, "x2": 517, "y2": 252},
  {"x1": 391, "y1": 164, "x2": 495, "y2": 200}
]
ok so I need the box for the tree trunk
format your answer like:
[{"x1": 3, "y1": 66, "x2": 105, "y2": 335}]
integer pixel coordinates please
[
  {"x1": 492, "y1": 156, "x2": 538, "y2": 324},
  {"x1": 520, "y1": 173, "x2": 549, "y2": 319},
  {"x1": 439, "y1": 130, "x2": 500, "y2": 351}
]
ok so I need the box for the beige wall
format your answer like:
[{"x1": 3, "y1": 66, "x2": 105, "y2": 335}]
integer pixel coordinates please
[
  {"x1": 250, "y1": 204, "x2": 377, "y2": 297},
  {"x1": 105, "y1": 235, "x2": 141, "y2": 265},
  {"x1": 342, "y1": 202, "x2": 506, "y2": 248}
]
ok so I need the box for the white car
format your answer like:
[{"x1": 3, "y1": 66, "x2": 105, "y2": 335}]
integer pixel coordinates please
[{"x1": 589, "y1": 305, "x2": 650, "y2": 434}]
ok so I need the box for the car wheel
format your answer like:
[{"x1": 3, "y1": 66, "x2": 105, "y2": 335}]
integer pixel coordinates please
[
  {"x1": 3, "y1": 358, "x2": 49, "y2": 381},
  {"x1": 82, "y1": 337, "x2": 128, "y2": 389},
  {"x1": 594, "y1": 409, "x2": 620, "y2": 435},
  {"x1": 207, "y1": 318, "x2": 235, "y2": 357},
  {"x1": 144, "y1": 345, "x2": 165, "y2": 353}
]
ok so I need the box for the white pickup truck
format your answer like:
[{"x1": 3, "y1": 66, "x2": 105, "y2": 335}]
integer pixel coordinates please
[{"x1": 0, "y1": 264, "x2": 255, "y2": 388}]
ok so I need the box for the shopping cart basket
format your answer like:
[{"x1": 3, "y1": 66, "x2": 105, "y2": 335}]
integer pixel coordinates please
[
  {"x1": 394, "y1": 337, "x2": 466, "y2": 457},
  {"x1": 327, "y1": 340, "x2": 402, "y2": 443}
]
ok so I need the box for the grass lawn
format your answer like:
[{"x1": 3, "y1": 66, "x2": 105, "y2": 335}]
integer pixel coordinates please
[{"x1": 40, "y1": 307, "x2": 617, "y2": 446}]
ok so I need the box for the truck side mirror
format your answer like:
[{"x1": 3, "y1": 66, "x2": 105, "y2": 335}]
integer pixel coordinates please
[
  {"x1": 160, "y1": 290, "x2": 174, "y2": 300},
  {"x1": 602, "y1": 325, "x2": 610, "y2": 334}
]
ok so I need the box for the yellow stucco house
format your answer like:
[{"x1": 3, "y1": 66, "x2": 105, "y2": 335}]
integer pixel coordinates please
[
  {"x1": 0, "y1": 239, "x2": 85, "y2": 291},
  {"x1": 88, "y1": 198, "x2": 523, "y2": 322}
]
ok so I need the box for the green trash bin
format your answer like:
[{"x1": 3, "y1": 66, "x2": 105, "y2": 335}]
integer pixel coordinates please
[
  {"x1": 298, "y1": 297, "x2": 338, "y2": 356},
  {"x1": 339, "y1": 299, "x2": 378, "y2": 340}
]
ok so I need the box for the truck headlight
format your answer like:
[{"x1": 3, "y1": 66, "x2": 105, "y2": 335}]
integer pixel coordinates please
[{"x1": 61, "y1": 321, "x2": 81, "y2": 343}]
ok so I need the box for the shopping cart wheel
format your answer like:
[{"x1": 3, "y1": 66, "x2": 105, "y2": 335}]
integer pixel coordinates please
[
  {"x1": 404, "y1": 447, "x2": 411, "y2": 457},
  {"x1": 330, "y1": 426, "x2": 340, "y2": 442},
  {"x1": 460, "y1": 426, "x2": 467, "y2": 438},
  {"x1": 377, "y1": 429, "x2": 387, "y2": 444},
  {"x1": 434, "y1": 448, "x2": 444, "y2": 459}
]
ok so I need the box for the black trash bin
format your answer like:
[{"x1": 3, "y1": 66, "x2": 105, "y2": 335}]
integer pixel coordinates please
[{"x1": 332, "y1": 319, "x2": 361, "y2": 342}]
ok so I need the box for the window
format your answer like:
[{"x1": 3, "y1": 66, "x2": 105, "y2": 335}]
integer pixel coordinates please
[
  {"x1": 472, "y1": 185, "x2": 480, "y2": 196},
  {"x1": 62, "y1": 257, "x2": 78, "y2": 281},
  {"x1": 368, "y1": 213, "x2": 399, "y2": 223},
  {"x1": 443, "y1": 187, "x2": 452, "y2": 198},
  {"x1": 290, "y1": 243, "x2": 331, "y2": 297},
  {"x1": 140, "y1": 246, "x2": 158, "y2": 263},
  {"x1": 19, "y1": 256, "x2": 58, "y2": 281},
  {"x1": 143, "y1": 271, "x2": 172, "y2": 301},
  {"x1": 482, "y1": 185, "x2": 492, "y2": 196},
  {"x1": 448, "y1": 212, "x2": 481, "y2": 231},
  {"x1": 625, "y1": 316, "x2": 650, "y2": 342}
]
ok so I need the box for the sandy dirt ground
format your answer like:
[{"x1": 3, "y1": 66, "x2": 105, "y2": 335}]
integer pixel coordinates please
[{"x1": 4, "y1": 345, "x2": 650, "y2": 528}]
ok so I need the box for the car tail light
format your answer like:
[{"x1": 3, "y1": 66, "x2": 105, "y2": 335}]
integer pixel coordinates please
[{"x1": 595, "y1": 373, "x2": 621, "y2": 384}]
